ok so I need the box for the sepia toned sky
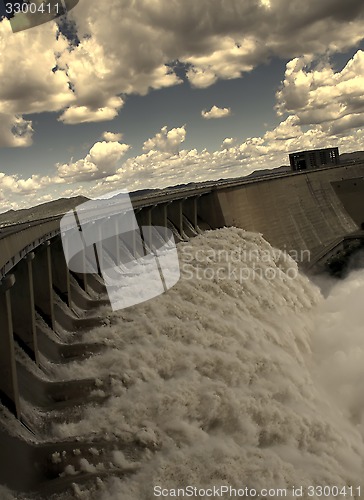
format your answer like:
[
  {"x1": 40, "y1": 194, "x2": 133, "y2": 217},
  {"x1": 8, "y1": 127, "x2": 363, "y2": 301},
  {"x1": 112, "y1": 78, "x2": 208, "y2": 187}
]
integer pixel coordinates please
[{"x1": 0, "y1": 0, "x2": 364, "y2": 211}]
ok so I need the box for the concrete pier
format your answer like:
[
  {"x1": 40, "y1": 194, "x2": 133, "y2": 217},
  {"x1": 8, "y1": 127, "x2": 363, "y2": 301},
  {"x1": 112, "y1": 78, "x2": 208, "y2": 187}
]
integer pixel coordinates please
[
  {"x1": 167, "y1": 199, "x2": 185, "y2": 238},
  {"x1": 183, "y1": 196, "x2": 200, "y2": 233},
  {"x1": 11, "y1": 253, "x2": 39, "y2": 364},
  {"x1": 32, "y1": 241, "x2": 55, "y2": 329},
  {"x1": 0, "y1": 274, "x2": 21, "y2": 418},
  {"x1": 51, "y1": 237, "x2": 71, "y2": 308},
  {"x1": 151, "y1": 203, "x2": 168, "y2": 228}
]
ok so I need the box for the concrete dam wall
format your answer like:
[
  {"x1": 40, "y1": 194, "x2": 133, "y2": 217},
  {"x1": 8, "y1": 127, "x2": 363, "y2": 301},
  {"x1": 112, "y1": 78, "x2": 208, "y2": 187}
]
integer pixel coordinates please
[
  {"x1": 0, "y1": 162, "x2": 364, "y2": 494},
  {"x1": 199, "y1": 163, "x2": 364, "y2": 268},
  {"x1": 2, "y1": 162, "x2": 363, "y2": 280}
]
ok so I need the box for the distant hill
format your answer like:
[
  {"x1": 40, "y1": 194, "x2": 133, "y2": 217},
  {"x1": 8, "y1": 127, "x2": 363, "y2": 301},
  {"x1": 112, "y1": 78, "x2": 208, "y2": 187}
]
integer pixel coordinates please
[
  {"x1": 0, "y1": 187, "x2": 168, "y2": 226},
  {"x1": 340, "y1": 151, "x2": 364, "y2": 164},
  {"x1": 245, "y1": 165, "x2": 291, "y2": 178},
  {"x1": 0, "y1": 196, "x2": 88, "y2": 227},
  {"x1": 129, "y1": 187, "x2": 160, "y2": 197}
]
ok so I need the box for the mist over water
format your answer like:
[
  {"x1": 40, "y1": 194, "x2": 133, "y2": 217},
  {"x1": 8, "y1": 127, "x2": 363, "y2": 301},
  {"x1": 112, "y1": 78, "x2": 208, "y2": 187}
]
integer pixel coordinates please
[
  {"x1": 312, "y1": 265, "x2": 364, "y2": 433},
  {"x1": 18, "y1": 229, "x2": 364, "y2": 498}
]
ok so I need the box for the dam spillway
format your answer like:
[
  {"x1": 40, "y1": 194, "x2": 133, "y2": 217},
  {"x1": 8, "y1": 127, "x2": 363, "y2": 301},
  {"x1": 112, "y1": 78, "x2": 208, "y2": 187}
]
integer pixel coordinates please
[{"x1": 0, "y1": 161, "x2": 364, "y2": 496}]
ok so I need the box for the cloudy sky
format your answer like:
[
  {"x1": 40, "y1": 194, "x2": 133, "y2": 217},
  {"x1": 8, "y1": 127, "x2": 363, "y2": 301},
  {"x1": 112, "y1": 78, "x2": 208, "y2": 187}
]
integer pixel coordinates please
[{"x1": 0, "y1": 0, "x2": 364, "y2": 211}]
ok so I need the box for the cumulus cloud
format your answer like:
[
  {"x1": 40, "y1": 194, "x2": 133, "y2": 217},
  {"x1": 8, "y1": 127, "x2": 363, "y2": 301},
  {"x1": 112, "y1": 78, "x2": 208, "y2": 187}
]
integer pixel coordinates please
[
  {"x1": 0, "y1": 20, "x2": 74, "y2": 115},
  {"x1": 276, "y1": 50, "x2": 364, "y2": 135},
  {"x1": 202, "y1": 105, "x2": 232, "y2": 120},
  {"x1": 1, "y1": 0, "x2": 364, "y2": 135},
  {"x1": 15, "y1": 176, "x2": 44, "y2": 194},
  {"x1": 59, "y1": 97, "x2": 125, "y2": 124},
  {"x1": 0, "y1": 177, "x2": 70, "y2": 210},
  {"x1": 0, "y1": 173, "x2": 18, "y2": 194},
  {"x1": 264, "y1": 115, "x2": 302, "y2": 141},
  {"x1": 56, "y1": 140, "x2": 130, "y2": 182},
  {"x1": 73, "y1": 0, "x2": 364, "y2": 100},
  {"x1": 186, "y1": 37, "x2": 260, "y2": 88},
  {"x1": 5, "y1": 115, "x2": 364, "y2": 209},
  {"x1": 0, "y1": 114, "x2": 34, "y2": 147},
  {"x1": 222, "y1": 138, "x2": 236, "y2": 148},
  {"x1": 143, "y1": 126, "x2": 186, "y2": 154},
  {"x1": 102, "y1": 131, "x2": 124, "y2": 142},
  {"x1": 90, "y1": 115, "x2": 364, "y2": 195},
  {"x1": 0, "y1": 171, "x2": 62, "y2": 207}
]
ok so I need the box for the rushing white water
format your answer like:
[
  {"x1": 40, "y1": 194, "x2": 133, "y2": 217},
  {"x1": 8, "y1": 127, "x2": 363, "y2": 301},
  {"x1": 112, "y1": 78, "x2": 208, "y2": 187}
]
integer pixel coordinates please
[
  {"x1": 7, "y1": 227, "x2": 364, "y2": 499},
  {"x1": 33, "y1": 227, "x2": 362, "y2": 499}
]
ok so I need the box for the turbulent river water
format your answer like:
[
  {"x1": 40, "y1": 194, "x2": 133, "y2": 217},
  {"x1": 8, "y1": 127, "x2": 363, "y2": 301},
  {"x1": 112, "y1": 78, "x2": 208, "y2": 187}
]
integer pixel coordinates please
[{"x1": 4, "y1": 227, "x2": 364, "y2": 499}]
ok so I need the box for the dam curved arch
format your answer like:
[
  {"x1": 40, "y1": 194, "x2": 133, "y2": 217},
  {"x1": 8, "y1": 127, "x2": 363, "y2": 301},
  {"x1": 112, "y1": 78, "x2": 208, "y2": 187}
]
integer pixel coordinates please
[
  {"x1": 1, "y1": 162, "x2": 364, "y2": 281},
  {"x1": 0, "y1": 162, "x2": 364, "y2": 493}
]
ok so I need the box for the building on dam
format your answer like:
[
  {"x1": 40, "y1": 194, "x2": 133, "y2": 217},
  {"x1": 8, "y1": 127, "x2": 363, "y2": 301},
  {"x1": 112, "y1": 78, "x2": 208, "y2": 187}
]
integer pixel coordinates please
[{"x1": 289, "y1": 147, "x2": 340, "y2": 172}]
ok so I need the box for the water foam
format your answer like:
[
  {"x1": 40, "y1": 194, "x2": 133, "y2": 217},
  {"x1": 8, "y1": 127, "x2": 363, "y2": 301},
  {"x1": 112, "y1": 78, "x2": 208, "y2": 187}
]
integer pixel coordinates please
[{"x1": 32, "y1": 228, "x2": 364, "y2": 497}]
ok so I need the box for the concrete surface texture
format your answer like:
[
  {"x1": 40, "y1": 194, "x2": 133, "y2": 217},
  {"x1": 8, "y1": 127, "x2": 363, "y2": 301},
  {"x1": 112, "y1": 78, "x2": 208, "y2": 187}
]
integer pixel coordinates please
[{"x1": 212, "y1": 164, "x2": 364, "y2": 266}]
